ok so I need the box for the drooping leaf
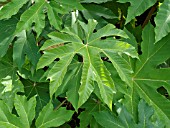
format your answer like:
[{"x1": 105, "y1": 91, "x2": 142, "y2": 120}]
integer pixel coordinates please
[
  {"x1": 155, "y1": 0, "x2": 170, "y2": 42},
  {"x1": 35, "y1": 102, "x2": 74, "y2": 128},
  {"x1": 118, "y1": 0, "x2": 157, "y2": 24},
  {"x1": 0, "y1": 0, "x2": 28, "y2": 20}
]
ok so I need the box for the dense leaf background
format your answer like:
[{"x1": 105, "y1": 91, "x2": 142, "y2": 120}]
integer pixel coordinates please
[{"x1": 0, "y1": 0, "x2": 170, "y2": 127}]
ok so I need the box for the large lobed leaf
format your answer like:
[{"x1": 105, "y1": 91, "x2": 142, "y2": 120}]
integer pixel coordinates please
[
  {"x1": 132, "y1": 23, "x2": 170, "y2": 126},
  {"x1": 37, "y1": 19, "x2": 138, "y2": 109}
]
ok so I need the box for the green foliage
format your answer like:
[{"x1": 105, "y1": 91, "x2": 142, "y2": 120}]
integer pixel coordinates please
[{"x1": 0, "y1": 0, "x2": 170, "y2": 127}]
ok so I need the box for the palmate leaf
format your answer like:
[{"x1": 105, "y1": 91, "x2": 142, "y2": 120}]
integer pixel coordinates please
[
  {"x1": 118, "y1": 0, "x2": 157, "y2": 24},
  {"x1": 155, "y1": 0, "x2": 170, "y2": 42},
  {"x1": 37, "y1": 20, "x2": 138, "y2": 109},
  {"x1": 93, "y1": 100, "x2": 164, "y2": 128},
  {"x1": 35, "y1": 102, "x2": 74, "y2": 128},
  {"x1": 0, "y1": 0, "x2": 28, "y2": 20},
  {"x1": 132, "y1": 23, "x2": 170, "y2": 126}
]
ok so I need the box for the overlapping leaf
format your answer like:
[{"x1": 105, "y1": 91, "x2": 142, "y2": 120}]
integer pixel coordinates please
[
  {"x1": 118, "y1": 0, "x2": 157, "y2": 24},
  {"x1": 37, "y1": 20, "x2": 138, "y2": 109},
  {"x1": 0, "y1": 95, "x2": 36, "y2": 128},
  {"x1": 93, "y1": 100, "x2": 164, "y2": 128},
  {"x1": 132, "y1": 23, "x2": 170, "y2": 126},
  {"x1": 0, "y1": 50, "x2": 24, "y2": 109},
  {"x1": 13, "y1": 30, "x2": 41, "y2": 69},
  {"x1": 15, "y1": 0, "x2": 83, "y2": 37}
]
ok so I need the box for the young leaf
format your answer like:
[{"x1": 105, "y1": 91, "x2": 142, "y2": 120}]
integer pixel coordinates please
[{"x1": 35, "y1": 102, "x2": 74, "y2": 128}]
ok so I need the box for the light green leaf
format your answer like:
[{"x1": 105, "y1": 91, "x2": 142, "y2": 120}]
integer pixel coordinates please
[
  {"x1": 0, "y1": 50, "x2": 24, "y2": 109},
  {"x1": 16, "y1": 0, "x2": 46, "y2": 37},
  {"x1": 118, "y1": 0, "x2": 157, "y2": 24},
  {"x1": 0, "y1": 100, "x2": 22, "y2": 128},
  {"x1": 66, "y1": 63, "x2": 82, "y2": 110},
  {"x1": 46, "y1": 3, "x2": 61, "y2": 30},
  {"x1": 38, "y1": 19, "x2": 138, "y2": 109},
  {"x1": 155, "y1": 0, "x2": 170, "y2": 42},
  {"x1": 0, "y1": 0, "x2": 28, "y2": 20},
  {"x1": 78, "y1": 49, "x2": 95, "y2": 108},
  {"x1": 48, "y1": 54, "x2": 74, "y2": 97},
  {"x1": 14, "y1": 95, "x2": 36, "y2": 128},
  {"x1": 37, "y1": 44, "x2": 75, "y2": 69},
  {"x1": 35, "y1": 102, "x2": 74, "y2": 128}
]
